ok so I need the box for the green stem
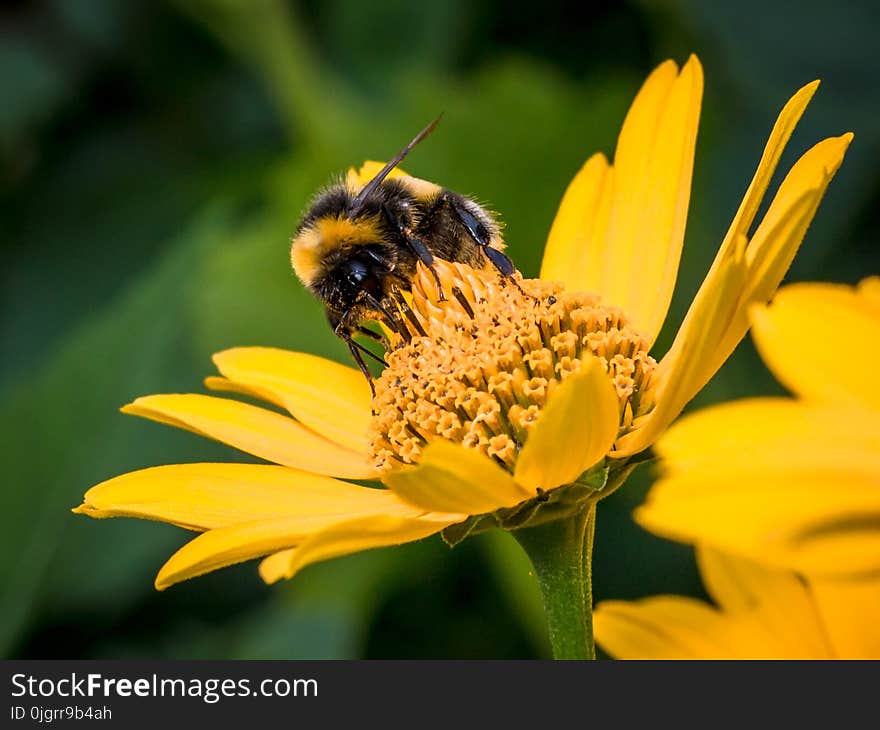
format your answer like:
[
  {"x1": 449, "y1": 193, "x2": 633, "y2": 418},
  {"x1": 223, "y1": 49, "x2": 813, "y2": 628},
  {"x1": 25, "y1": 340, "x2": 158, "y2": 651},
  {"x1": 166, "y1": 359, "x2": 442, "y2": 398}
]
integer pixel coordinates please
[{"x1": 513, "y1": 503, "x2": 596, "y2": 659}]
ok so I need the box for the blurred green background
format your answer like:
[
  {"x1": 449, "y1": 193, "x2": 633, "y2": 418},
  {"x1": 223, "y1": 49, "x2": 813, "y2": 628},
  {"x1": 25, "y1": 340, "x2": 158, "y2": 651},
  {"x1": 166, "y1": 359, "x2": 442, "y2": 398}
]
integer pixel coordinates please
[{"x1": 2, "y1": 0, "x2": 877, "y2": 659}]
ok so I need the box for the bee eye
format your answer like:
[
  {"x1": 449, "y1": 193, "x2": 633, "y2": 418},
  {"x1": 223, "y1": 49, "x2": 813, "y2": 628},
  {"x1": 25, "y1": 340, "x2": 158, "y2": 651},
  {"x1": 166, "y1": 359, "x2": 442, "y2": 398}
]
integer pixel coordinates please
[
  {"x1": 346, "y1": 259, "x2": 370, "y2": 282},
  {"x1": 343, "y1": 257, "x2": 382, "y2": 296}
]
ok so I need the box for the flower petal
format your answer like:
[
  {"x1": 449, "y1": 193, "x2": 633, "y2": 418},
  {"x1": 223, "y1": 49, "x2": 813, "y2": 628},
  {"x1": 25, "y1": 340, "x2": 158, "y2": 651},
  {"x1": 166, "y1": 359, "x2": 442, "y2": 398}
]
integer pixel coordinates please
[
  {"x1": 383, "y1": 440, "x2": 534, "y2": 514},
  {"x1": 122, "y1": 394, "x2": 377, "y2": 479},
  {"x1": 604, "y1": 55, "x2": 703, "y2": 345},
  {"x1": 540, "y1": 152, "x2": 612, "y2": 289},
  {"x1": 662, "y1": 81, "x2": 819, "y2": 353},
  {"x1": 858, "y1": 276, "x2": 880, "y2": 310},
  {"x1": 594, "y1": 597, "x2": 764, "y2": 659},
  {"x1": 750, "y1": 282, "x2": 880, "y2": 410},
  {"x1": 258, "y1": 549, "x2": 296, "y2": 585},
  {"x1": 515, "y1": 357, "x2": 619, "y2": 489},
  {"x1": 656, "y1": 398, "x2": 880, "y2": 479},
  {"x1": 638, "y1": 399, "x2": 880, "y2": 577},
  {"x1": 255, "y1": 512, "x2": 463, "y2": 585},
  {"x1": 656, "y1": 188, "x2": 818, "y2": 424},
  {"x1": 613, "y1": 240, "x2": 748, "y2": 456},
  {"x1": 737, "y1": 134, "x2": 853, "y2": 302},
  {"x1": 154, "y1": 517, "x2": 320, "y2": 590},
  {"x1": 211, "y1": 347, "x2": 373, "y2": 455},
  {"x1": 156, "y1": 509, "x2": 459, "y2": 590},
  {"x1": 618, "y1": 131, "x2": 851, "y2": 456},
  {"x1": 724, "y1": 81, "x2": 820, "y2": 250},
  {"x1": 203, "y1": 375, "x2": 286, "y2": 410},
  {"x1": 696, "y1": 547, "x2": 830, "y2": 656},
  {"x1": 810, "y1": 577, "x2": 880, "y2": 658},
  {"x1": 709, "y1": 133, "x2": 853, "y2": 369},
  {"x1": 74, "y1": 463, "x2": 400, "y2": 530},
  {"x1": 542, "y1": 56, "x2": 702, "y2": 346}
]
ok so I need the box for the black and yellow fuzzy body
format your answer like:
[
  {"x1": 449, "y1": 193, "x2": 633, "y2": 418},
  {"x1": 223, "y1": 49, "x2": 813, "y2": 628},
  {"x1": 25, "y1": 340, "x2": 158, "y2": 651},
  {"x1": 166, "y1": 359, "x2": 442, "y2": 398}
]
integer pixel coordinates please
[
  {"x1": 289, "y1": 118, "x2": 516, "y2": 387},
  {"x1": 292, "y1": 175, "x2": 506, "y2": 330}
]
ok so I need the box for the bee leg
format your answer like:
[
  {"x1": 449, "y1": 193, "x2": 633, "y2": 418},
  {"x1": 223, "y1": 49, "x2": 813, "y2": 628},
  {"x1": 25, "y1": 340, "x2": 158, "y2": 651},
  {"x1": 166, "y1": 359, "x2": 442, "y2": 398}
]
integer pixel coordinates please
[
  {"x1": 336, "y1": 329, "x2": 386, "y2": 398},
  {"x1": 450, "y1": 286, "x2": 475, "y2": 318},
  {"x1": 407, "y1": 236, "x2": 447, "y2": 301},
  {"x1": 391, "y1": 286, "x2": 428, "y2": 337},
  {"x1": 357, "y1": 325, "x2": 389, "y2": 349},
  {"x1": 348, "y1": 337, "x2": 388, "y2": 368},
  {"x1": 382, "y1": 204, "x2": 445, "y2": 301},
  {"x1": 345, "y1": 338, "x2": 377, "y2": 398},
  {"x1": 333, "y1": 314, "x2": 387, "y2": 397},
  {"x1": 448, "y1": 198, "x2": 520, "y2": 280},
  {"x1": 363, "y1": 291, "x2": 412, "y2": 343},
  {"x1": 449, "y1": 199, "x2": 536, "y2": 300}
]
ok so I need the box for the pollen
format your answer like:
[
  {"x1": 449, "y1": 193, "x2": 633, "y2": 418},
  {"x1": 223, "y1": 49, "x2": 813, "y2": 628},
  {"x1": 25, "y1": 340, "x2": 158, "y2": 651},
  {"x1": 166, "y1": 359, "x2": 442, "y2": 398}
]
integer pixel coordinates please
[{"x1": 369, "y1": 261, "x2": 658, "y2": 473}]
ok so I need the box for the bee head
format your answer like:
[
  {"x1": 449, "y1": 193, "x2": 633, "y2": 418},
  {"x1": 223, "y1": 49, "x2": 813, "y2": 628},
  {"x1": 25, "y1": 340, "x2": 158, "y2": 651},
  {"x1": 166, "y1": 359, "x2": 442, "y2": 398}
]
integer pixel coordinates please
[
  {"x1": 313, "y1": 240, "x2": 397, "y2": 332},
  {"x1": 291, "y1": 185, "x2": 384, "y2": 280}
]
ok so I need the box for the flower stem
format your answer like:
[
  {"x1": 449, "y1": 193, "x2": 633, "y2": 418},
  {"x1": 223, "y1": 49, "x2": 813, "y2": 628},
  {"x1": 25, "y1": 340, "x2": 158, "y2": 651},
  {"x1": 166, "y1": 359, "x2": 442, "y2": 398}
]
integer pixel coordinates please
[{"x1": 513, "y1": 503, "x2": 597, "y2": 659}]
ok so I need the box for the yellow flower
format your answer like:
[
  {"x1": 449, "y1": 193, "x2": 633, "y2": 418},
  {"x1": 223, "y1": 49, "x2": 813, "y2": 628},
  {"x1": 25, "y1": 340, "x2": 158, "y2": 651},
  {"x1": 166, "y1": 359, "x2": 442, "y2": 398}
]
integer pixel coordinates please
[
  {"x1": 594, "y1": 547, "x2": 880, "y2": 658},
  {"x1": 73, "y1": 351, "x2": 466, "y2": 589},
  {"x1": 74, "y1": 55, "x2": 851, "y2": 591},
  {"x1": 635, "y1": 278, "x2": 880, "y2": 578}
]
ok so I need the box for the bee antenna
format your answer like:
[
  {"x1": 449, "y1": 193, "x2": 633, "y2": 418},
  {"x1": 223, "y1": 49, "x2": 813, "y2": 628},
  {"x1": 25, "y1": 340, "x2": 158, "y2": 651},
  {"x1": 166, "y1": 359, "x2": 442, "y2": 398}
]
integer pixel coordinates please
[{"x1": 350, "y1": 114, "x2": 443, "y2": 213}]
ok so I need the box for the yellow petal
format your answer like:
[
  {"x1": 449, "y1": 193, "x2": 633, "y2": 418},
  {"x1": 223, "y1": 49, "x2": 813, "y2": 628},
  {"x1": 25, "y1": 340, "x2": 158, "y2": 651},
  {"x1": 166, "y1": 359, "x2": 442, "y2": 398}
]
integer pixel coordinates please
[
  {"x1": 515, "y1": 357, "x2": 619, "y2": 489},
  {"x1": 613, "y1": 240, "x2": 748, "y2": 456},
  {"x1": 740, "y1": 134, "x2": 853, "y2": 299},
  {"x1": 258, "y1": 549, "x2": 296, "y2": 585},
  {"x1": 203, "y1": 375, "x2": 286, "y2": 410},
  {"x1": 664, "y1": 81, "x2": 818, "y2": 350},
  {"x1": 123, "y1": 393, "x2": 377, "y2": 479},
  {"x1": 156, "y1": 509, "x2": 459, "y2": 590},
  {"x1": 383, "y1": 440, "x2": 534, "y2": 514},
  {"x1": 625, "y1": 126, "x2": 849, "y2": 456},
  {"x1": 256, "y1": 512, "x2": 463, "y2": 585},
  {"x1": 154, "y1": 517, "x2": 321, "y2": 589},
  {"x1": 725, "y1": 81, "x2": 820, "y2": 248},
  {"x1": 700, "y1": 186, "x2": 823, "y2": 377},
  {"x1": 211, "y1": 347, "x2": 373, "y2": 455},
  {"x1": 810, "y1": 577, "x2": 880, "y2": 658},
  {"x1": 594, "y1": 597, "x2": 769, "y2": 659},
  {"x1": 74, "y1": 462, "x2": 402, "y2": 530},
  {"x1": 750, "y1": 282, "x2": 880, "y2": 410},
  {"x1": 702, "y1": 134, "x2": 852, "y2": 372},
  {"x1": 542, "y1": 56, "x2": 702, "y2": 345},
  {"x1": 639, "y1": 400, "x2": 880, "y2": 577},
  {"x1": 626, "y1": 88, "x2": 851, "y2": 455},
  {"x1": 604, "y1": 55, "x2": 703, "y2": 344},
  {"x1": 656, "y1": 398, "x2": 880, "y2": 479},
  {"x1": 540, "y1": 152, "x2": 612, "y2": 289},
  {"x1": 696, "y1": 547, "x2": 830, "y2": 656},
  {"x1": 858, "y1": 276, "x2": 880, "y2": 310}
]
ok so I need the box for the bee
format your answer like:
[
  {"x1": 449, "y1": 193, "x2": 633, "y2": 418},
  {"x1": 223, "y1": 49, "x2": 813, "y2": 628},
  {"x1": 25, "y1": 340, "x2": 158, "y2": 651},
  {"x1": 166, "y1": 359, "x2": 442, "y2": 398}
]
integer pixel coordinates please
[{"x1": 290, "y1": 117, "x2": 518, "y2": 389}]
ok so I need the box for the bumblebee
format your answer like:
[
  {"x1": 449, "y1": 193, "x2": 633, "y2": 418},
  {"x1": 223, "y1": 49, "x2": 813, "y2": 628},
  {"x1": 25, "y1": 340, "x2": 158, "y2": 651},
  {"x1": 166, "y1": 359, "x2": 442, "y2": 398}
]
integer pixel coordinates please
[{"x1": 290, "y1": 117, "x2": 517, "y2": 387}]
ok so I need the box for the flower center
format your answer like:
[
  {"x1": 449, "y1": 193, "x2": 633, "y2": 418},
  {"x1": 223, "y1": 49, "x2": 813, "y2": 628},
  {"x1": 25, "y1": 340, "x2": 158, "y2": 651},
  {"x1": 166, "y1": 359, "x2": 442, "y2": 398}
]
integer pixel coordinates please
[{"x1": 369, "y1": 261, "x2": 657, "y2": 473}]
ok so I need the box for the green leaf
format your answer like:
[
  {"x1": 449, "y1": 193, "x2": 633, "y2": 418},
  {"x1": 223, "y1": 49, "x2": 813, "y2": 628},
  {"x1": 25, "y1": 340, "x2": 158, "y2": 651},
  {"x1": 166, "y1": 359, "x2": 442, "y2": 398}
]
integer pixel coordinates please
[{"x1": 440, "y1": 516, "x2": 483, "y2": 547}]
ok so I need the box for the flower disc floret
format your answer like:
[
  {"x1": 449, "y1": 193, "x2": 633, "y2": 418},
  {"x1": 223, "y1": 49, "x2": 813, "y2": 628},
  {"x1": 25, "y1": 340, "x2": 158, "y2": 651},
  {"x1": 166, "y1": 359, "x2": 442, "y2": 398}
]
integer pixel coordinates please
[{"x1": 370, "y1": 261, "x2": 658, "y2": 472}]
